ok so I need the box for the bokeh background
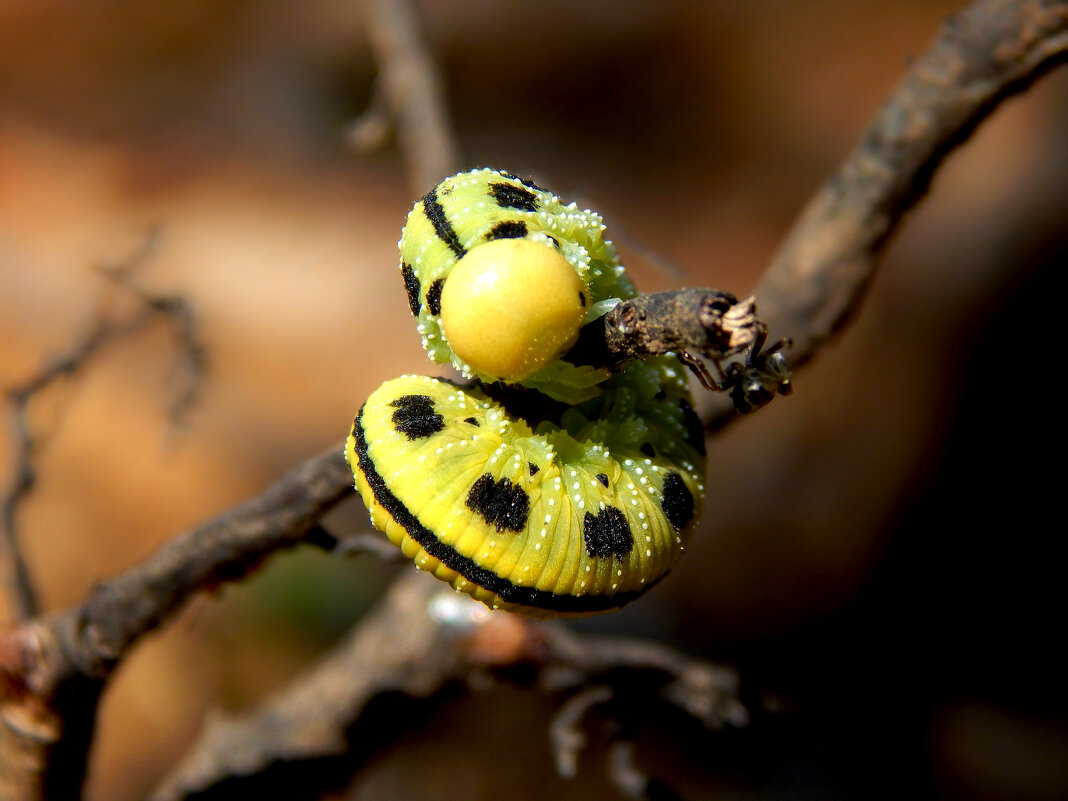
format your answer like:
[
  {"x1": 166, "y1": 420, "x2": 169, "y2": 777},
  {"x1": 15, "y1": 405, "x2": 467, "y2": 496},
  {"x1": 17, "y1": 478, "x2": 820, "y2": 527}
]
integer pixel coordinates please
[{"x1": 2, "y1": 1, "x2": 1067, "y2": 799}]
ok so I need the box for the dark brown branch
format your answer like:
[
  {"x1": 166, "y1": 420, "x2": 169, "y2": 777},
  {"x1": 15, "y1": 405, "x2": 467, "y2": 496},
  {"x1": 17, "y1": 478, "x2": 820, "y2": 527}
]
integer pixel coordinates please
[
  {"x1": 63, "y1": 446, "x2": 352, "y2": 676},
  {"x1": 699, "y1": 0, "x2": 1068, "y2": 427},
  {"x1": 0, "y1": 445, "x2": 353, "y2": 800},
  {"x1": 148, "y1": 572, "x2": 743, "y2": 800},
  {"x1": 363, "y1": 0, "x2": 462, "y2": 192}
]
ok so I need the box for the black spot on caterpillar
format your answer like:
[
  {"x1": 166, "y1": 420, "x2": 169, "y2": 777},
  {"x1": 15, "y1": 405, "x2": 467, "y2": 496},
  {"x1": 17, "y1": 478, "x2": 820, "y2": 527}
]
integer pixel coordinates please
[
  {"x1": 489, "y1": 181, "x2": 539, "y2": 212},
  {"x1": 487, "y1": 220, "x2": 528, "y2": 240},
  {"x1": 389, "y1": 394, "x2": 444, "y2": 440}
]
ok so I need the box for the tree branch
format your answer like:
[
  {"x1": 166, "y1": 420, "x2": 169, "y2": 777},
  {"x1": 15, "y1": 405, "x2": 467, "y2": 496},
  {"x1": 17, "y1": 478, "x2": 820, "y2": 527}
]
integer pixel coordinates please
[
  {"x1": 363, "y1": 0, "x2": 461, "y2": 192},
  {"x1": 699, "y1": 0, "x2": 1068, "y2": 426},
  {"x1": 149, "y1": 572, "x2": 744, "y2": 800},
  {"x1": 0, "y1": 446, "x2": 354, "y2": 800}
]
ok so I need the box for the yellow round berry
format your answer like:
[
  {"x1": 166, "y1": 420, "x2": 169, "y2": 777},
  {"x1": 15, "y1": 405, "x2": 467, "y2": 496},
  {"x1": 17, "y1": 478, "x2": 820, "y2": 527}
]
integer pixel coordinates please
[{"x1": 440, "y1": 238, "x2": 587, "y2": 382}]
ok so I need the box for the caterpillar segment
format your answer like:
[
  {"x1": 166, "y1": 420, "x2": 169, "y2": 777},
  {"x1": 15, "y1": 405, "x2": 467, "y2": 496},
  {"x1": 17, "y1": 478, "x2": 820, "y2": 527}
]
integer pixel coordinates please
[
  {"x1": 346, "y1": 369, "x2": 705, "y2": 617},
  {"x1": 399, "y1": 168, "x2": 635, "y2": 403}
]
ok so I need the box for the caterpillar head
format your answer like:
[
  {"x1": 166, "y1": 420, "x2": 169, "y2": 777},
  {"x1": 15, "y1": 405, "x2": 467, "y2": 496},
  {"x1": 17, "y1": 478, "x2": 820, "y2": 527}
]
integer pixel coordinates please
[
  {"x1": 400, "y1": 168, "x2": 635, "y2": 403},
  {"x1": 440, "y1": 238, "x2": 587, "y2": 382}
]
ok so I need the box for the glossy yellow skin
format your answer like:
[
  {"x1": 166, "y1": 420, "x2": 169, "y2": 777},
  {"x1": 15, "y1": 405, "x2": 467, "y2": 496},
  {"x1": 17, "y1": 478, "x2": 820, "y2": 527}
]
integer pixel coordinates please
[
  {"x1": 346, "y1": 366, "x2": 705, "y2": 617},
  {"x1": 440, "y1": 239, "x2": 587, "y2": 382}
]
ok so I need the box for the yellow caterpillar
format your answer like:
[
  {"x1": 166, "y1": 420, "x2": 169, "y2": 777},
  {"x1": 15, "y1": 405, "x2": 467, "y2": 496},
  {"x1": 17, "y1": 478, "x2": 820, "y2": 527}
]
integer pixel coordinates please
[{"x1": 347, "y1": 168, "x2": 707, "y2": 617}]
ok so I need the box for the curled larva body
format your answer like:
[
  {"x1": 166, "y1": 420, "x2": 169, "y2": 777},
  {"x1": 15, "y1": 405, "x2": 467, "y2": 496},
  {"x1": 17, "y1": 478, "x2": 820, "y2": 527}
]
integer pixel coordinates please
[
  {"x1": 346, "y1": 363, "x2": 706, "y2": 617},
  {"x1": 348, "y1": 168, "x2": 712, "y2": 616}
]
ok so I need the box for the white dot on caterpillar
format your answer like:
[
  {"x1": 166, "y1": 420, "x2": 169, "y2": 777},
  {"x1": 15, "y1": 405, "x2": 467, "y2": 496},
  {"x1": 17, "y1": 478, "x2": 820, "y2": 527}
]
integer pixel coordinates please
[
  {"x1": 540, "y1": 529, "x2": 547, "y2": 537},
  {"x1": 572, "y1": 482, "x2": 580, "y2": 490},
  {"x1": 535, "y1": 543, "x2": 541, "y2": 550},
  {"x1": 645, "y1": 535, "x2": 652, "y2": 542},
  {"x1": 580, "y1": 581, "x2": 586, "y2": 589},
  {"x1": 544, "y1": 515, "x2": 551, "y2": 523},
  {"x1": 646, "y1": 549, "x2": 652, "y2": 557},
  {"x1": 612, "y1": 583, "x2": 618, "y2": 590},
  {"x1": 616, "y1": 569, "x2": 622, "y2": 577},
  {"x1": 585, "y1": 565, "x2": 591, "y2": 572}
]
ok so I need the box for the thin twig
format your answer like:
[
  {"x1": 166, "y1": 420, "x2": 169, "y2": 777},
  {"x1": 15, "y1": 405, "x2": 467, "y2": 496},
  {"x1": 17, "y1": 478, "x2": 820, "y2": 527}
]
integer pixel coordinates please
[
  {"x1": 549, "y1": 685, "x2": 614, "y2": 779},
  {"x1": 534, "y1": 624, "x2": 748, "y2": 730},
  {"x1": 363, "y1": 0, "x2": 462, "y2": 192},
  {"x1": 607, "y1": 740, "x2": 687, "y2": 801},
  {"x1": 1, "y1": 233, "x2": 205, "y2": 622}
]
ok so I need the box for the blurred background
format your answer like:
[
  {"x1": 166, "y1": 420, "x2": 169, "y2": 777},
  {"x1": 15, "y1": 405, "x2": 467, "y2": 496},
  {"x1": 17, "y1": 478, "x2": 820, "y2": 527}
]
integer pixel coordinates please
[{"x1": 1, "y1": 0, "x2": 1066, "y2": 798}]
